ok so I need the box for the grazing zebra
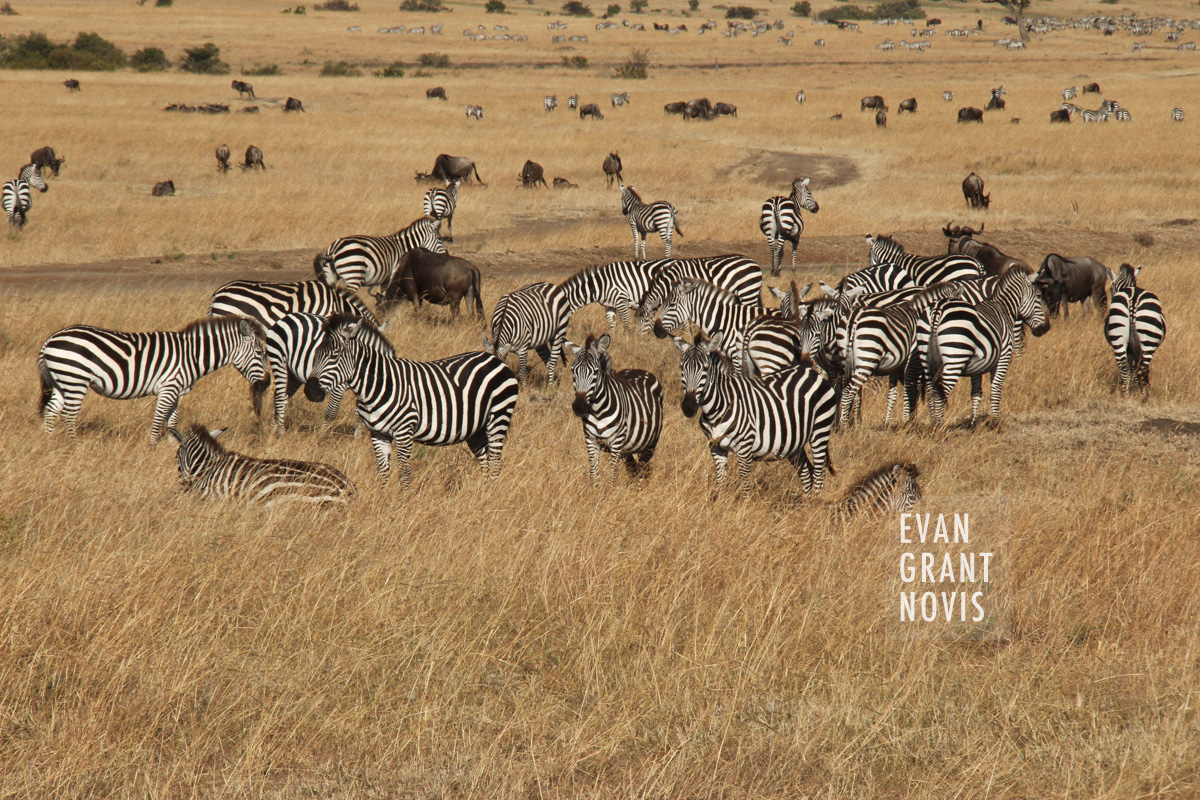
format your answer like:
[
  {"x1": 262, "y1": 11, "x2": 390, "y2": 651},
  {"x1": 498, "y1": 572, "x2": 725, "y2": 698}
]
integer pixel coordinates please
[
  {"x1": 560, "y1": 259, "x2": 661, "y2": 332},
  {"x1": 316, "y1": 316, "x2": 519, "y2": 485},
  {"x1": 209, "y1": 279, "x2": 378, "y2": 328},
  {"x1": 611, "y1": 91, "x2": 630, "y2": 107},
  {"x1": 674, "y1": 333, "x2": 837, "y2": 497},
  {"x1": 465, "y1": 104, "x2": 484, "y2": 120},
  {"x1": 1115, "y1": 108, "x2": 1132, "y2": 122},
  {"x1": 619, "y1": 183, "x2": 682, "y2": 259},
  {"x1": 942, "y1": 90, "x2": 953, "y2": 101},
  {"x1": 927, "y1": 270, "x2": 1049, "y2": 427},
  {"x1": 1063, "y1": 86, "x2": 1077, "y2": 100},
  {"x1": 636, "y1": 254, "x2": 764, "y2": 330},
  {"x1": 866, "y1": 234, "x2": 984, "y2": 286},
  {"x1": 544, "y1": 94, "x2": 558, "y2": 112},
  {"x1": 482, "y1": 282, "x2": 571, "y2": 385},
  {"x1": 315, "y1": 216, "x2": 446, "y2": 290},
  {"x1": 38, "y1": 317, "x2": 270, "y2": 443},
  {"x1": 1172, "y1": 107, "x2": 1185, "y2": 122},
  {"x1": 795, "y1": 89, "x2": 806, "y2": 104},
  {"x1": 3, "y1": 163, "x2": 47, "y2": 229},
  {"x1": 565, "y1": 333, "x2": 663, "y2": 481},
  {"x1": 567, "y1": 94, "x2": 578, "y2": 109},
  {"x1": 1105, "y1": 264, "x2": 1166, "y2": 393},
  {"x1": 833, "y1": 263, "x2": 917, "y2": 297},
  {"x1": 832, "y1": 462, "x2": 921, "y2": 523},
  {"x1": 422, "y1": 178, "x2": 461, "y2": 242},
  {"x1": 759, "y1": 177, "x2": 820, "y2": 276},
  {"x1": 652, "y1": 278, "x2": 764, "y2": 365},
  {"x1": 169, "y1": 426, "x2": 354, "y2": 507}
]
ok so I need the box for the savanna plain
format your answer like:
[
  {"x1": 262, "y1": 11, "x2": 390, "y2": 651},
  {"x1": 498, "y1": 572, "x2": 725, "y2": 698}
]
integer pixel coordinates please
[{"x1": 1, "y1": 0, "x2": 1199, "y2": 796}]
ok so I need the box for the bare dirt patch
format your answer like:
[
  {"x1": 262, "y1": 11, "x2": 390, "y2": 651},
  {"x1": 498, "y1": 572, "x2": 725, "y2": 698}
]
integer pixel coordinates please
[{"x1": 715, "y1": 149, "x2": 861, "y2": 189}]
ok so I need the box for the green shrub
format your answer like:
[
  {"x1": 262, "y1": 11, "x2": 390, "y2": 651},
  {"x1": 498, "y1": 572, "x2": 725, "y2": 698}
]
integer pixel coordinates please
[
  {"x1": 375, "y1": 60, "x2": 405, "y2": 77},
  {"x1": 131, "y1": 46, "x2": 169, "y2": 71},
  {"x1": 0, "y1": 3, "x2": 18, "y2": 15},
  {"x1": 791, "y1": 0, "x2": 810, "y2": 15},
  {"x1": 688, "y1": 0, "x2": 699, "y2": 9},
  {"x1": 486, "y1": 0, "x2": 506, "y2": 11},
  {"x1": 417, "y1": 52, "x2": 451, "y2": 67},
  {"x1": 630, "y1": 0, "x2": 647, "y2": 11},
  {"x1": 282, "y1": 5, "x2": 307, "y2": 12},
  {"x1": 155, "y1": 0, "x2": 173, "y2": 6},
  {"x1": 399, "y1": 0, "x2": 444, "y2": 10},
  {"x1": 314, "y1": 0, "x2": 358, "y2": 8},
  {"x1": 818, "y1": 0, "x2": 922, "y2": 20},
  {"x1": 320, "y1": 60, "x2": 360, "y2": 76},
  {"x1": 243, "y1": 63, "x2": 282, "y2": 75},
  {"x1": 613, "y1": 47, "x2": 649, "y2": 78},
  {"x1": 562, "y1": 54, "x2": 588, "y2": 68},
  {"x1": 562, "y1": 0, "x2": 593, "y2": 15},
  {"x1": 606, "y1": 3, "x2": 620, "y2": 14},
  {"x1": 0, "y1": 30, "x2": 127, "y2": 70},
  {"x1": 179, "y1": 42, "x2": 229, "y2": 74},
  {"x1": 725, "y1": 5, "x2": 756, "y2": 18}
]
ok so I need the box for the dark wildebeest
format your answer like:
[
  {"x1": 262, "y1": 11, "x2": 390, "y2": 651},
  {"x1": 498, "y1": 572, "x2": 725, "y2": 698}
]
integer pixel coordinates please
[
  {"x1": 1035, "y1": 254, "x2": 1109, "y2": 318},
  {"x1": 664, "y1": 101, "x2": 687, "y2": 115},
  {"x1": 986, "y1": 90, "x2": 1006, "y2": 111},
  {"x1": 431, "y1": 154, "x2": 486, "y2": 185},
  {"x1": 898, "y1": 97, "x2": 917, "y2": 114},
  {"x1": 426, "y1": 86, "x2": 448, "y2": 100},
  {"x1": 370, "y1": 247, "x2": 484, "y2": 319},
  {"x1": 603, "y1": 152, "x2": 623, "y2": 187},
  {"x1": 860, "y1": 95, "x2": 886, "y2": 112},
  {"x1": 875, "y1": 109, "x2": 887, "y2": 127},
  {"x1": 231, "y1": 79, "x2": 255, "y2": 100},
  {"x1": 1050, "y1": 108, "x2": 1071, "y2": 123},
  {"x1": 957, "y1": 106, "x2": 984, "y2": 123},
  {"x1": 686, "y1": 97, "x2": 713, "y2": 116},
  {"x1": 30, "y1": 146, "x2": 65, "y2": 177},
  {"x1": 215, "y1": 144, "x2": 231, "y2": 172},
  {"x1": 962, "y1": 172, "x2": 989, "y2": 208},
  {"x1": 683, "y1": 104, "x2": 712, "y2": 120},
  {"x1": 519, "y1": 159, "x2": 548, "y2": 188},
  {"x1": 1082, "y1": 82, "x2": 1101, "y2": 94},
  {"x1": 553, "y1": 177, "x2": 579, "y2": 189},
  {"x1": 243, "y1": 145, "x2": 265, "y2": 170},
  {"x1": 580, "y1": 103, "x2": 604, "y2": 120},
  {"x1": 713, "y1": 102, "x2": 738, "y2": 117},
  {"x1": 63, "y1": 79, "x2": 80, "y2": 91},
  {"x1": 942, "y1": 224, "x2": 1031, "y2": 276},
  {"x1": 151, "y1": 180, "x2": 175, "y2": 196},
  {"x1": 283, "y1": 97, "x2": 305, "y2": 112}
]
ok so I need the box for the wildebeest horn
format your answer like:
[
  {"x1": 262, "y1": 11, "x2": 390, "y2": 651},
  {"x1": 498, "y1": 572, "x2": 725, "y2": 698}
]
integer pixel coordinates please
[
  {"x1": 961, "y1": 223, "x2": 984, "y2": 236},
  {"x1": 942, "y1": 223, "x2": 961, "y2": 237}
]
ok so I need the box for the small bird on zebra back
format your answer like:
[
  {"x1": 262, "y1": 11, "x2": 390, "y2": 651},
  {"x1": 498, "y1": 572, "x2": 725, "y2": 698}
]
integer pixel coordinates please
[
  {"x1": 831, "y1": 462, "x2": 921, "y2": 524},
  {"x1": 169, "y1": 426, "x2": 355, "y2": 508},
  {"x1": 1105, "y1": 263, "x2": 1166, "y2": 394}
]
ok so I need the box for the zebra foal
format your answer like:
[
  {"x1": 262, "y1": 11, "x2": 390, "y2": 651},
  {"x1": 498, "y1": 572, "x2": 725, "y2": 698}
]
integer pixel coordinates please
[
  {"x1": 566, "y1": 334, "x2": 663, "y2": 481},
  {"x1": 832, "y1": 462, "x2": 921, "y2": 523},
  {"x1": 759, "y1": 177, "x2": 820, "y2": 276},
  {"x1": 1105, "y1": 264, "x2": 1166, "y2": 393},
  {"x1": 169, "y1": 426, "x2": 354, "y2": 507},
  {"x1": 483, "y1": 282, "x2": 571, "y2": 385},
  {"x1": 619, "y1": 183, "x2": 681, "y2": 259}
]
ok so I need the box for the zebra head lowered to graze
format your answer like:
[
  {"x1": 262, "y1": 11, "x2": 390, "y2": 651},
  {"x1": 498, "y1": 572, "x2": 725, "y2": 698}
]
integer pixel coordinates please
[
  {"x1": 168, "y1": 425, "x2": 355, "y2": 507},
  {"x1": 634, "y1": 255, "x2": 763, "y2": 333},
  {"x1": 1105, "y1": 264, "x2": 1166, "y2": 394},
  {"x1": 650, "y1": 278, "x2": 761, "y2": 366},
  {"x1": 482, "y1": 282, "x2": 571, "y2": 385}
]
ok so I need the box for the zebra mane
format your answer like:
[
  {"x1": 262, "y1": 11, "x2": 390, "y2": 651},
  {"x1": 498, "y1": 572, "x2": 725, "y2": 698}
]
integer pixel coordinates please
[
  {"x1": 908, "y1": 282, "x2": 962, "y2": 310},
  {"x1": 183, "y1": 315, "x2": 265, "y2": 339},
  {"x1": 187, "y1": 424, "x2": 228, "y2": 454},
  {"x1": 395, "y1": 216, "x2": 439, "y2": 236},
  {"x1": 845, "y1": 461, "x2": 920, "y2": 493},
  {"x1": 624, "y1": 185, "x2": 643, "y2": 202},
  {"x1": 871, "y1": 233, "x2": 901, "y2": 250},
  {"x1": 674, "y1": 278, "x2": 740, "y2": 304},
  {"x1": 323, "y1": 313, "x2": 395, "y2": 355}
]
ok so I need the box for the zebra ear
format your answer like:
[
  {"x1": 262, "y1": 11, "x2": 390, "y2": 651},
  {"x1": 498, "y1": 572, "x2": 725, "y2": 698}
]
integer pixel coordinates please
[
  {"x1": 1104, "y1": 268, "x2": 1116, "y2": 283},
  {"x1": 798, "y1": 282, "x2": 812, "y2": 298},
  {"x1": 564, "y1": 340, "x2": 581, "y2": 358},
  {"x1": 707, "y1": 331, "x2": 725, "y2": 351},
  {"x1": 340, "y1": 320, "x2": 363, "y2": 339},
  {"x1": 596, "y1": 333, "x2": 611, "y2": 353},
  {"x1": 678, "y1": 278, "x2": 701, "y2": 294},
  {"x1": 672, "y1": 336, "x2": 690, "y2": 354},
  {"x1": 481, "y1": 332, "x2": 493, "y2": 352},
  {"x1": 1024, "y1": 272, "x2": 1038, "y2": 286},
  {"x1": 801, "y1": 177, "x2": 811, "y2": 186},
  {"x1": 819, "y1": 282, "x2": 838, "y2": 299},
  {"x1": 209, "y1": 428, "x2": 225, "y2": 440},
  {"x1": 768, "y1": 286, "x2": 786, "y2": 299},
  {"x1": 378, "y1": 319, "x2": 391, "y2": 332},
  {"x1": 167, "y1": 428, "x2": 184, "y2": 444}
]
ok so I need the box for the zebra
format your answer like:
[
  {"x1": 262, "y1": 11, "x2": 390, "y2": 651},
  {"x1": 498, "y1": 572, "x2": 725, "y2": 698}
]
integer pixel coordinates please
[
  {"x1": 636, "y1": 254, "x2": 764, "y2": 331},
  {"x1": 422, "y1": 178, "x2": 461, "y2": 242},
  {"x1": 465, "y1": 104, "x2": 484, "y2": 120},
  {"x1": 866, "y1": 234, "x2": 984, "y2": 286},
  {"x1": 3, "y1": 163, "x2": 47, "y2": 229},
  {"x1": 1172, "y1": 107, "x2": 1185, "y2": 122},
  {"x1": 927, "y1": 270, "x2": 1049, "y2": 427},
  {"x1": 567, "y1": 94, "x2": 578, "y2": 109},
  {"x1": 1105, "y1": 264, "x2": 1166, "y2": 393},
  {"x1": 315, "y1": 216, "x2": 446, "y2": 290},
  {"x1": 1115, "y1": 108, "x2": 1132, "y2": 122},
  {"x1": 831, "y1": 263, "x2": 916, "y2": 298},
  {"x1": 208, "y1": 279, "x2": 378, "y2": 328},
  {"x1": 37, "y1": 316, "x2": 270, "y2": 443},
  {"x1": 565, "y1": 333, "x2": 664, "y2": 481},
  {"x1": 168, "y1": 426, "x2": 354, "y2": 507},
  {"x1": 559, "y1": 259, "x2": 661, "y2": 332},
  {"x1": 674, "y1": 332, "x2": 837, "y2": 498},
  {"x1": 759, "y1": 177, "x2": 820, "y2": 276},
  {"x1": 611, "y1": 92, "x2": 630, "y2": 107},
  {"x1": 795, "y1": 89, "x2": 806, "y2": 104},
  {"x1": 942, "y1": 90, "x2": 953, "y2": 101},
  {"x1": 652, "y1": 278, "x2": 763, "y2": 366},
  {"x1": 1063, "y1": 86, "x2": 1077, "y2": 100},
  {"x1": 482, "y1": 282, "x2": 571, "y2": 385},
  {"x1": 831, "y1": 462, "x2": 921, "y2": 523},
  {"x1": 544, "y1": 94, "x2": 558, "y2": 112},
  {"x1": 619, "y1": 183, "x2": 682, "y2": 260},
  {"x1": 316, "y1": 316, "x2": 519, "y2": 485}
]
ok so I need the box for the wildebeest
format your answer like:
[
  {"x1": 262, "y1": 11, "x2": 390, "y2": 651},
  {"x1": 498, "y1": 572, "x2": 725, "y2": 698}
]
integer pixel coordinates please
[
  {"x1": 1050, "y1": 108, "x2": 1071, "y2": 123},
  {"x1": 283, "y1": 97, "x2": 305, "y2": 112},
  {"x1": 580, "y1": 103, "x2": 604, "y2": 120},
  {"x1": 942, "y1": 224, "x2": 1030, "y2": 275},
  {"x1": 519, "y1": 159, "x2": 548, "y2": 188},
  {"x1": 431, "y1": 154, "x2": 485, "y2": 185},
  {"x1": 957, "y1": 106, "x2": 984, "y2": 123},
  {"x1": 1083, "y1": 82, "x2": 1101, "y2": 94},
  {"x1": 30, "y1": 146, "x2": 65, "y2": 177},
  {"x1": 898, "y1": 97, "x2": 917, "y2": 114},
  {"x1": 371, "y1": 247, "x2": 484, "y2": 319},
  {"x1": 685, "y1": 97, "x2": 713, "y2": 118},
  {"x1": 860, "y1": 95, "x2": 886, "y2": 111},
  {"x1": 215, "y1": 144, "x2": 231, "y2": 172},
  {"x1": 875, "y1": 109, "x2": 887, "y2": 127},
  {"x1": 962, "y1": 172, "x2": 989, "y2": 208},
  {"x1": 664, "y1": 101, "x2": 687, "y2": 115},
  {"x1": 985, "y1": 90, "x2": 1006, "y2": 111},
  {"x1": 151, "y1": 180, "x2": 175, "y2": 197},
  {"x1": 231, "y1": 79, "x2": 255, "y2": 99},
  {"x1": 243, "y1": 145, "x2": 265, "y2": 170},
  {"x1": 603, "y1": 152, "x2": 623, "y2": 187},
  {"x1": 713, "y1": 102, "x2": 738, "y2": 117},
  {"x1": 63, "y1": 79, "x2": 80, "y2": 91},
  {"x1": 426, "y1": 86, "x2": 447, "y2": 100},
  {"x1": 553, "y1": 177, "x2": 579, "y2": 189},
  {"x1": 1036, "y1": 254, "x2": 1109, "y2": 317}
]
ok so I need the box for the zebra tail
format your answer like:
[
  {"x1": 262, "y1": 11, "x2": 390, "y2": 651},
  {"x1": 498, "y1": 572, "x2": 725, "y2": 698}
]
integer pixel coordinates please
[
  {"x1": 673, "y1": 213, "x2": 683, "y2": 237},
  {"x1": 314, "y1": 252, "x2": 337, "y2": 285},
  {"x1": 1127, "y1": 324, "x2": 1144, "y2": 373},
  {"x1": 37, "y1": 355, "x2": 55, "y2": 416},
  {"x1": 927, "y1": 314, "x2": 945, "y2": 387}
]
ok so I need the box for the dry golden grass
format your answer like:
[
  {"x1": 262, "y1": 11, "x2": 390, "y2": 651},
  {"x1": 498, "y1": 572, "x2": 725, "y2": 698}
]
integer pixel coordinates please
[{"x1": 3, "y1": 1, "x2": 1200, "y2": 796}]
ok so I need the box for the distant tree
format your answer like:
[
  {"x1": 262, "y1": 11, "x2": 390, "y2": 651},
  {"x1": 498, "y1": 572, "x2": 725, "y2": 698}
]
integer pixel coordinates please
[
  {"x1": 486, "y1": 0, "x2": 506, "y2": 10},
  {"x1": 417, "y1": 52, "x2": 451, "y2": 67},
  {"x1": 179, "y1": 42, "x2": 229, "y2": 74},
  {"x1": 375, "y1": 60, "x2": 405, "y2": 76},
  {"x1": 630, "y1": 0, "x2": 647, "y2": 11},
  {"x1": 688, "y1": 0, "x2": 699, "y2": 9},
  {"x1": 155, "y1": 0, "x2": 173, "y2": 6},
  {"x1": 606, "y1": 3, "x2": 620, "y2": 15},
  {"x1": 791, "y1": 0, "x2": 810, "y2": 16},
  {"x1": 562, "y1": 0, "x2": 593, "y2": 15},
  {"x1": 614, "y1": 47, "x2": 649, "y2": 78},
  {"x1": 400, "y1": 0, "x2": 444, "y2": 10},
  {"x1": 725, "y1": 5, "x2": 756, "y2": 19},
  {"x1": 131, "y1": 46, "x2": 169, "y2": 71},
  {"x1": 0, "y1": 3, "x2": 19, "y2": 14},
  {"x1": 982, "y1": 0, "x2": 1030, "y2": 43}
]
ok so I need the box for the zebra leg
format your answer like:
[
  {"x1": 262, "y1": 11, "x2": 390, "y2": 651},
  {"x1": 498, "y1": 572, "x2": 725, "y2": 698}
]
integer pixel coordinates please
[
  {"x1": 989, "y1": 351, "x2": 1012, "y2": 422},
  {"x1": 394, "y1": 435, "x2": 415, "y2": 488},
  {"x1": 606, "y1": 309, "x2": 618, "y2": 334},
  {"x1": 41, "y1": 384, "x2": 69, "y2": 435},
  {"x1": 735, "y1": 451, "x2": 754, "y2": 498},
  {"x1": 618, "y1": 305, "x2": 632, "y2": 329},
  {"x1": 884, "y1": 379, "x2": 900, "y2": 426},
  {"x1": 769, "y1": 239, "x2": 783, "y2": 276},
  {"x1": 661, "y1": 228, "x2": 672, "y2": 259},
  {"x1": 466, "y1": 431, "x2": 491, "y2": 474},
  {"x1": 1114, "y1": 350, "x2": 1130, "y2": 394},
  {"x1": 444, "y1": 214, "x2": 454, "y2": 243},
  {"x1": 517, "y1": 349, "x2": 529, "y2": 386},
  {"x1": 369, "y1": 431, "x2": 394, "y2": 483},
  {"x1": 809, "y1": 428, "x2": 832, "y2": 495},
  {"x1": 839, "y1": 373, "x2": 863, "y2": 425},
  {"x1": 152, "y1": 389, "x2": 182, "y2": 444},
  {"x1": 630, "y1": 222, "x2": 642, "y2": 259},
  {"x1": 709, "y1": 444, "x2": 730, "y2": 492},
  {"x1": 584, "y1": 435, "x2": 602, "y2": 480},
  {"x1": 969, "y1": 374, "x2": 984, "y2": 426}
]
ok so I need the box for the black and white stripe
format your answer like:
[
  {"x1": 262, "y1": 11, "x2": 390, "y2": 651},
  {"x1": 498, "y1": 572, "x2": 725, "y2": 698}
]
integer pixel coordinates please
[
  {"x1": 316, "y1": 316, "x2": 519, "y2": 485},
  {"x1": 674, "y1": 332, "x2": 837, "y2": 497},
  {"x1": 483, "y1": 282, "x2": 571, "y2": 385},
  {"x1": 833, "y1": 263, "x2": 917, "y2": 297},
  {"x1": 636, "y1": 254, "x2": 763, "y2": 331},
  {"x1": 620, "y1": 183, "x2": 682, "y2": 259},
  {"x1": 209, "y1": 279, "x2": 378, "y2": 328},
  {"x1": 759, "y1": 177, "x2": 820, "y2": 276},
  {"x1": 1105, "y1": 264, "x2": 1166, "y2": 393},
  {"x1": 465, "y1": 104, "x2": 484, "y2": 120},
  {"x1": 38, "y1": 316, "x2": 270, "y2": 443},
  {"x1": 611, "y1": 92, "x2": 630, "y2": 107},
  {"x1": 567, "y1": 94, "x2": 578, "y2": 109},
  {"x1": 422, "y1": 178, "x2": 460, "y2": 242},
  {"x1": 866, "y1": 234, "x2": 984, "y2": 286},
  {"x1": 315, "y1": 216, "x2": 446, "y2": 290},
  {"x1": 565, "y1": 333, "x2": 663, "y2": 481},
  {"x1": 560, "y1": 260, "x2": 661, "y2": 332},
  {"x1": 652, "y1": 278, "x2": 763, "y2": 366},
  {"x1": 169, "y1": 425, "x2": 354, "y2": 506},
  {"x1": 3, "y1": 163, "x2": 47, "y2": 229},
  {"x1": 1172, "y1": 107, "x2": 1185, "y2": 122},
  {"x1": 832, "y1": 462, "x2": 921, "y2": 523},
  {"x1": 544, "y1": 94, "x2": 558, "y2": 112}
]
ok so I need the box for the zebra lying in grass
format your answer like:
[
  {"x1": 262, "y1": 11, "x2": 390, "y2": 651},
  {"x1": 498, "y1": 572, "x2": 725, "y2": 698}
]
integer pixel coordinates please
[
  {"x1": 169, "y1": 426, "x2": 354, "y2": 507},
  {"x1": 831, "y1": 462, "x2": 921, "y2": 523}
]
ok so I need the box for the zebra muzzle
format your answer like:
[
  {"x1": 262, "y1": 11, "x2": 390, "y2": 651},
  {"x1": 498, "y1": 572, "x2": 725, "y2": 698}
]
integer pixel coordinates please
[
  {"x1": 251, "y1": 379, "x2": 271, "y2": 417},
  {"x1": 681, "y1": 393, "x2": 699, "y2": 418},
  {"x1": 652, "y1": 319, "x2": 672, "y2": 339},
  {"x1": 304, "y1": 378, "x2": 327, "y2": 403},
  {"x1": 572, "y1": 394, "x2": 590, "y2": 418}
]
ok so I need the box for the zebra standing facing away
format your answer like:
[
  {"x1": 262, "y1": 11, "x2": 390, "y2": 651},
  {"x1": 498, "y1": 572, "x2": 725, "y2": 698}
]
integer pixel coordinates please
[
  {"x1": 567, "y1": 94, "x2": 578, "y2": 110},
  {"x1": 674, "y1": 332, "x2": 837, "y2": 497},
  {"x1": 759, "y1": 177, "x2": 820, "y2": 276},
  {"x1": 832, "y1": 463, "x2": 921, "y2": 523},
  {"x1": 560, "y1": 260, "x2": 661, "y2": 332},
  {"x1": 3, "y1": 163, "x2": 47, "y2": 229},
  {"x1": 795, "y1": 89, "x2": 806, "y2": 104},
  {"x1": 565, "y1": 333, "x2": 663, "y2": 481},
  {"x1": 38, "y1": 317, "x2": 270, "y2": 443},
  {"x1": 866, "y1": 234, "x2": 984, "y2": 286},
  {"x1": 169, "y1": 426, "x2": 354, "y2": 507},
  {"x1": 483, "y1": 282, "x2": 571, "y2": 385},
  {"x1": 544, "y1": 94, "x2": 558, "y2": 112},
  {"x1": 423, "y1": 178, "x2": 461, "y2": 242},
  {"x1": 1105, "y1": 264, "x2": 1166, "y2": 393},
  {"x1": 619, "y1": 183, "x2": 682, "y2": 259},
  {"x1": 1172, "y1": 107, "x2": 1185, "y2": 122},
  {"x1": 315, "y1": 216, "x2": 446, "y2": 290},
  {"x1": 209, "y1": 279, "x2": 378, "y2": 328},
  {"x1": 316, "y1": 316, "x2": 520, "y2": 485}
]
